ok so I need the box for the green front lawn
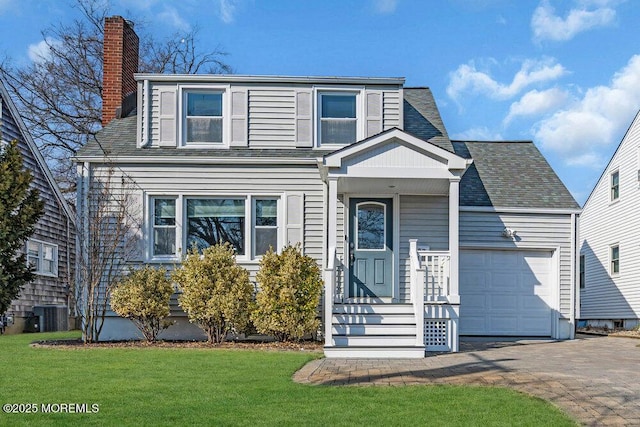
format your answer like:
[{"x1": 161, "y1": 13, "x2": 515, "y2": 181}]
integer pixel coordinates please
[{"x1": 0, "y1": 332, "x2": 576, "y2": 426}]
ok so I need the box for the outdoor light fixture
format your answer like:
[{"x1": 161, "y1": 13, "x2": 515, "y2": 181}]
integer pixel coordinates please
[{"x1": 502, "y1": 228, "x2": 517, "y2": 239}]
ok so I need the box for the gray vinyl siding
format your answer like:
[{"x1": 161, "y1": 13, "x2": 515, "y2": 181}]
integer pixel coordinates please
[
  {"x1": 460, "y1": 211, "x2": 575, "y2": 317},
  {"x1": 580, "y1": 112, "x2": 640, "y2": 319},
  {"x1": 89, "y1": 162, "x2": 325, "y2": 280},
  {"x1": 1, "y1": 97, "x2": 74, "y2": 318},
  {"x1": 398, "y1": 195, "x2": 449, "y2": 302},
  {"x1": 147, "y1": 81, "x2": 403, "y2": 149}
]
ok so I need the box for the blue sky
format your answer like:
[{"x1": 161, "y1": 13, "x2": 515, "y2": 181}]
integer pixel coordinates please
[{"x1": 1, "y1": 0, "x2": 639, "y2": 205}]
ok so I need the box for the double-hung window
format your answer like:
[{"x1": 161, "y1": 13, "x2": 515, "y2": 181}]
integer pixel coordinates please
[
  {"x1": 611, "y1": 170, "x2": 620, "y2": 201},
  {"x1": 611, "y1": 245, "x2": 620, "y2": 275},
  {"x1": 152, "y1": 198, "x2": 177, "y2": 257},
  {"x1": 254, "y1": 199, "x2": 278, "y2": 256},
  {"x1": 27, "y1": 239, "x2": 58, "y2": 276},
  {"x1": 319, "y1": 93, "x2": 358, "y2": 145},
  {"x1": 184, "y1": 90, "x2": 223, "y2": 145}
]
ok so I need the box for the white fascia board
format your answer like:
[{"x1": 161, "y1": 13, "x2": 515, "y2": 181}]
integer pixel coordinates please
[
  {"x1": 72, "y1": 156, "x2": 319, "y2": 165},
  {"x1": 134, "y1": 74, "x2": 405, "y2": 86},
  {"x1": 460, "y1": 206, "x2": 582, "y2": 215},
  {"x1": 324, "y1": 128, "x2": 469, "y2": 171}
]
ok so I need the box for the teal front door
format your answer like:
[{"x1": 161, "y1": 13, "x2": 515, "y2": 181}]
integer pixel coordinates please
[{"x1": 348, "y1": 198, "x2": 393, "y2": 298}]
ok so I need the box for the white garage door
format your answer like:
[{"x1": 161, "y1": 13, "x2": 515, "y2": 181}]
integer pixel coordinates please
[{"x1": 459, "y1": 249, "x2": 554, "y2": 336}]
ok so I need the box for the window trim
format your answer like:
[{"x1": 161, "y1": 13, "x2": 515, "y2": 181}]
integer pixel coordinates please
[
  {"x1": 610, "y1": 244, "x2": 620, "y2": 276},
  {"x1": 610, "y1": 169, "x2": 620, "y2": 202},
  {"x1": 178, "y1": 85, "x2": 230, "y2": 148},
  {"x1": 147, "y1": 193, "x2": 282, "y2": 262},
  {"x1": 150, "y1": 197, "x2": 179, "y2": 259},
  {"x1": 315, "y1": 88, "x2": 364, "y2": 148},
  {"x1": 26, "y1": 239, "x2": 58, "y2": 277}
]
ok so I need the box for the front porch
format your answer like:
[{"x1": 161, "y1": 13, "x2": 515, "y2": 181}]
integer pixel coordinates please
[
  {"x1": 324, "y1": 242, "x2": 460, "y2": 358},
  {"x1": 319, "y1": 129, "x2": 471, "y2": 358}
]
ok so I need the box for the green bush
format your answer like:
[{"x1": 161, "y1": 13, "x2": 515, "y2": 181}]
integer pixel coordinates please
[
  {"x1": 252, "y1": 244, "x2": 323, "y2": 342},
  {"x1": 172, "y1": 243, "x2": 254, "y2": 344},
  {"x1": 110, "y1": 265, "x2": 174, "y2": 342}
]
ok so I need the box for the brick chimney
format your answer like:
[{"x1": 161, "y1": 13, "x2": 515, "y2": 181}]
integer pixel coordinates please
[{"x1": 102, "y1": 16, "x2": 139, "y2": 126}]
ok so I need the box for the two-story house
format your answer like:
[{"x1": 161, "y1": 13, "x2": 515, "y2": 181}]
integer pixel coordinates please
[
  {"x1": 75, "y1": 16, "x2": 580, "y2": 357},
  {"x1": 579, "y1": 110, "x2": 640, "y2": 330},
  {"x1": 1, "y1": 78, "x2": 75, "y2": 334}
]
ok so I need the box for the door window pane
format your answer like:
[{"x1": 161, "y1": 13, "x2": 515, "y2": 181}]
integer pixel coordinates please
[{"x1": 357, "y1": 203, "x2": 385, "y2": 250}]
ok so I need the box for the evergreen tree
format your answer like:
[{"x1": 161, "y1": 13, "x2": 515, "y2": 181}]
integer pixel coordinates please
[{"x1": 0, "y1": 140, "x2": 44, "y2": 314}]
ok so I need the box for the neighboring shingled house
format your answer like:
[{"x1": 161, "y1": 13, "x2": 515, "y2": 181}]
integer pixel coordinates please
[
  {"x1": 75, "y1": 16, "x2": 580, "y2": 357},
  {"x1": 0, "y1": 78, "x2": 75, "y2": 334},
  {"x1": 579, "y1": 110, "x2": 640, "y2": 330}
]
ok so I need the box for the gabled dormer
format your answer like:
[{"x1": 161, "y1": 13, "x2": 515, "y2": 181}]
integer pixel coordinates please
[{"x1": 134, "y1": 75, "x2": 405, "y2": 150}]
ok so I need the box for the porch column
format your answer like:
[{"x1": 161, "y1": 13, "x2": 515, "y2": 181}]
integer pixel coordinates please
[
  {"x1": 448, "y1": 177, "x2": 460, "y2": 303},
  {"x1": 327, "y1": 177, "x2": 338, "y2": 258}
]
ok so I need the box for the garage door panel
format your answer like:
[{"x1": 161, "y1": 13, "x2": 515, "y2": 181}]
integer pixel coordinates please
[
  {"x1": 491, "y1": 272, "x2": 520, "y2": 290},
  {"x1": 490, "y1": 294, "x2": 517, "y2": 309},
  {"x1": 460, "y1": 249, "x2": 554, "y2": 336}
]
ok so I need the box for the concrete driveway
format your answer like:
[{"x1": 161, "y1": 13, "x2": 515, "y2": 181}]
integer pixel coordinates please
[{"x1": 293, "y1": 334, "x2": 640, "y2": 426}]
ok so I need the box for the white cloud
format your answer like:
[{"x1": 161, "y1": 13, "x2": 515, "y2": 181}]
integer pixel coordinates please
[
  {"x1": 27, "y1": 38, "x2": 61, "y2": 64},
  {"x1": 158, "y1": 6, "x2": 191, "y2": 31},
  {"x1": 373, "y1": 0, "x2": 398, "y2": 14},
  {"x1": 534, "y1": 54, "x2": 640, "y2": 165},
  {"x1": 220, "y1": 0, "x2": 239, "y2": 24},
  {"x1": 531, "y1": 0, "x2": 617, "y2": 42},
  {"x1": 447, "y1": 58, "x2": 567, "y2": 102},
  {"x1": 504, "y1": 88, "x2": 570, "y2": 125},
  {"x1": 451, "y1": 127, "x2": 503, "y2": 141}
]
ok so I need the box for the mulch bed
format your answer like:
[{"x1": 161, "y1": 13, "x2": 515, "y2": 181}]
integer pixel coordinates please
[
  {"x1": 577, "y1": 327, "x2": 640, "y2": 339},
  {"x1": 31, "y1": 338, "x2": 324, "y2": 352}
]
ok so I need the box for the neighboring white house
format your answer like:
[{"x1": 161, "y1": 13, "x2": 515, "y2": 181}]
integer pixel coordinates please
[
  {"x1": 579, "y1": 110, "x2": 640, "y2": 330},
  {"x1": 75, "y1": 16, "x2": 580, "y2": 357},
  {"x1": 0, "y1": 78, "x2": 76, "y2": 334}
]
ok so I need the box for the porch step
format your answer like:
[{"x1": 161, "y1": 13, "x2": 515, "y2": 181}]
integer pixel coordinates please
[
  {"x1": 324, "y1": 346, "x2": 425, "y2": 358},
  {"x1": 332, "y1": 324, "x2": 416, "y2": 336},
  {"x1": 333, "y1": 303, "x2": 414, "y2": 315},
  {"x1": 332, "y1": 314, "x2": 416, "y2": 325},
  {"x1": 332, "y1": 335, "x2": 417, "y2": 347}
]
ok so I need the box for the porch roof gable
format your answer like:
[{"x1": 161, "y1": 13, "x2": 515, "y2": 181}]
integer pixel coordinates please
[{"x1": 322, "y1": 128, "x2": 472, "y2": 176}]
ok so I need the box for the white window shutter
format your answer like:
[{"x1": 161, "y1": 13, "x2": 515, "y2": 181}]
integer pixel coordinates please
[
  {"x1": 158, "y1": 89, "x2": 177, "y2": 147},
  {"x1": 285, "y1": 192, "x2": 304, "y2": 249},
  {"x1": 230, "y1": 89, "x2": 248, "y2": 147},
  {"x1": 295, "y1": 90, "x2": 313, "y2": 147},
  {"x1": 365, "y1": 90, "x2": 382, "y2": 138}
]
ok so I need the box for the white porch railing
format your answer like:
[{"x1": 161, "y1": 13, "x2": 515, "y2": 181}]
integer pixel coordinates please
[
  {"x1": 418, "y1": 250, "x2": 451, "y2": 301},
  {"x1": 324, "y1": 246, "x2": 338, "y2": 347},
  {"x1": 409, "y1": 240, "x2": 426, "y2": 347}
]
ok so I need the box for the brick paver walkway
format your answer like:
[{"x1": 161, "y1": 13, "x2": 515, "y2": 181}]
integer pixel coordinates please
[{"x1": 293, "y1": 334, "x2": 640, "y2": 426}]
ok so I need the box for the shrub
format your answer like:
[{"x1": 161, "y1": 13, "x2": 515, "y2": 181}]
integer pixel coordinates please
[
  {"x1": 172, "y1": 243, "x2": 254, "y2": 344},
  {"x1": 252, "y1": 244, "x2": 323, "y2": 342},
  {"x1": 110, "y1": 265, "x2": 174, "y2": 342}
]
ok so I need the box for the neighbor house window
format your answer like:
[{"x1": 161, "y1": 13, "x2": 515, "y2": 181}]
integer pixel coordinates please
[
  {"x1": 319, "y1": 93, "x2": 358, "y2": 145},
  {"x1": 611, "y1": 245, "x2": 620, "y2": 275},
  {"x1": 27, "y1": 240, "x2": 58, "y2": 277},
  {"x1": 152, "y1": 198, "x2": 177, "y2": 257},
  {"x1": 184, "y1": 91, "x2": 223, "y2": 144},
  {"x1": 579, "y1": 255, "x2": 585, "y2": 289},
  {"x1": 186, "y1": 198, "x2": 245, "y2": 255},
  {"x1": 253, "y1": 199, "x2": 278, "y2": 256},
  {"x1": 611, "y1": 170, "x2": 619, "y2": 201}
]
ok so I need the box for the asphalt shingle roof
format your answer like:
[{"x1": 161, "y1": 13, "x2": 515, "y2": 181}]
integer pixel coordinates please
[
  {"x1": 453, "y1": 140, "x2": 579, "y2": 209},
  {"x1": 403, "y1": 87, "x2": 454, "y2": 152}
]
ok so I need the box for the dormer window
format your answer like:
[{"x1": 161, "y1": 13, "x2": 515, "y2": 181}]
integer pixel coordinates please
[
  {"x1": 319, "y1": 92, "x2": 359, "y2": 145},
  {"x1": 183, "y1": 90, "x2": 224, "y2": 145}
]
